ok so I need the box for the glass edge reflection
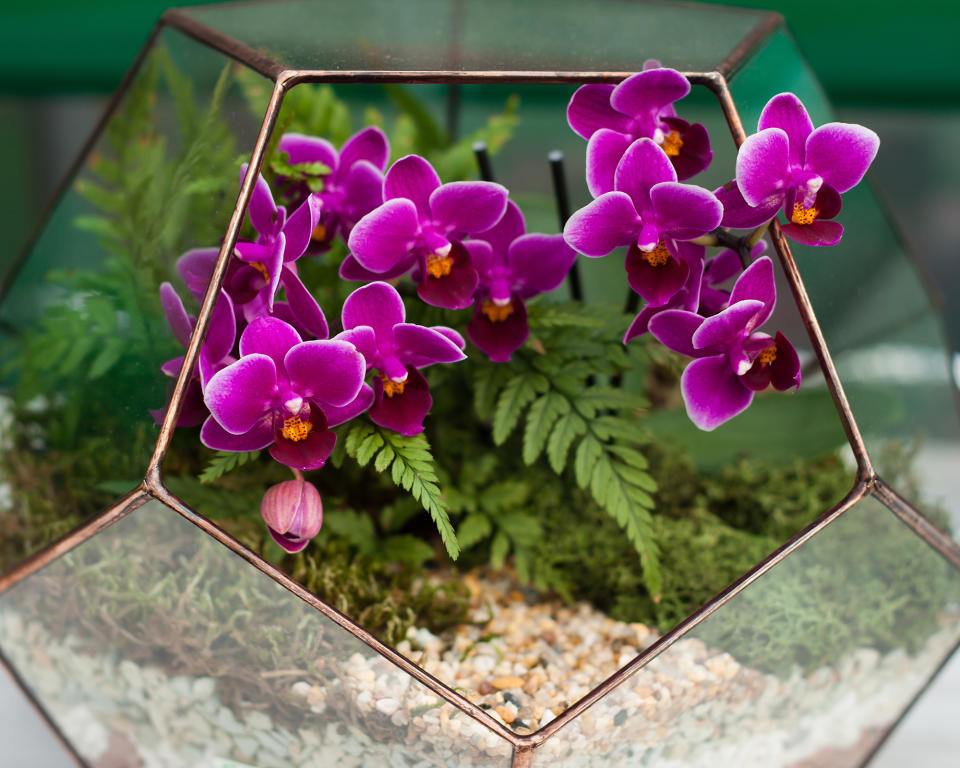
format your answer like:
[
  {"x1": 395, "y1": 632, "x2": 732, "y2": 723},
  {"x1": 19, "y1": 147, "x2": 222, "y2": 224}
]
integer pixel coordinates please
[
  {"x1": 147, "y1": 482, "x2": 522, "y2": 749},
  {"x1": 873, "y1": 478, "x2": 960, "y2": 572},
  {"x1": 0, "y1": 488, "x2": 149, "y2": 596},
  {"x1": 0, "y1": 22, "x2": 165, "y2": 306},
  {"x1": 0, "y1": 648, "x2": 90, "y2": 768}
]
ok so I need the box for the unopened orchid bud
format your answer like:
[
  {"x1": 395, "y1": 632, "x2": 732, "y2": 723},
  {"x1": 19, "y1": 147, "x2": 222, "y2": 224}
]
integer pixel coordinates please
[{"x1": 260, "y1": 474, "x2": 323, "y2": 553}]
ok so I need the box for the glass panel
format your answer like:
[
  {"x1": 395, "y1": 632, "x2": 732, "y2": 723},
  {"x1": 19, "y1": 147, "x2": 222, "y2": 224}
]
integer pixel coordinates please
[
  {"x1": 529, "y1": 496, "x2": 960, "y2": 766},
  {"x1": 180, "y1": 0, "x2": 768, "y2": 74},
  {"x1": 869, "y1": 644, "x2": 960, "y2": 768},
  {"x1": 0, "y1": 659, "x2": 77, "y2": 767},
  {"x1": 0, "y1": 499, "x2": 512, "y2": 767},
  {"x1": 0, "y1": 28, "x2": 266, "y2": 573},
  {"x1": 726, "y1": 30, "x2": 960, "y2": 542}
]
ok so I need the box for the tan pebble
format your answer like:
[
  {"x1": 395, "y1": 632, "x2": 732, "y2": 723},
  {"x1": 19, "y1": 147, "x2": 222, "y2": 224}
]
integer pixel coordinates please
[
  {"x1": 522, "y1": 677, "x2": 542, "y2": 695},
  {"x1": 491, "y1": 676, "x2": 525, "y2": 690},
  {"x1": 635, "y1": 685, "x2": 653, "y2": 699},
  {"x1": 478, "y1": 681, "x2": 495, "y2": 695}
]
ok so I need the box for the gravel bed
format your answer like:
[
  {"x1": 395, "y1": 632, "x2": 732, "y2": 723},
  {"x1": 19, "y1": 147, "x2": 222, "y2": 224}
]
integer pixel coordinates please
[{"x1": 1, "y1": 573, "x2": 958, "y2": 768}]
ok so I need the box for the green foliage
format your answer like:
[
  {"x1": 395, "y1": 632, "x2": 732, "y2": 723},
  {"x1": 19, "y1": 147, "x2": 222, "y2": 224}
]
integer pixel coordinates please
[
  {"x1": 199, "y1": 451, "x2": 261, "y2": 484},
  {"x1": 339, "y1": 422, "x2": 460, "y2": 559},
  {"x1": 472, "y1": 301, "x2": 662, "y2": 597}
]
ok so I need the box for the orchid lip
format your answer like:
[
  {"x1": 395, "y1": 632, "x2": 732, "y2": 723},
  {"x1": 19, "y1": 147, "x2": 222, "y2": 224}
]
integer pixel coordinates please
[
  {"x1": 492, "y1": 297, "x2": 511, "y2": 307},
  {"x1": 284, "y1": 395, "x2": 304, "y2": 413}
]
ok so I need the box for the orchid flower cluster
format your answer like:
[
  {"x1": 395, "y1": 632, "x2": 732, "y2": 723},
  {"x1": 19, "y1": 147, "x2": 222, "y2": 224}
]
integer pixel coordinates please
[{"x1": 158, "y1": 65, "x2": 878, "y2": 552}]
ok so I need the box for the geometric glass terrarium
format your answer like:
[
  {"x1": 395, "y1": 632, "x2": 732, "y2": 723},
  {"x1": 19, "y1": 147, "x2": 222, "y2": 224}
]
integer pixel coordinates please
[{"x1": 1, "y1": 1, "x2": 958, "y2": 766}]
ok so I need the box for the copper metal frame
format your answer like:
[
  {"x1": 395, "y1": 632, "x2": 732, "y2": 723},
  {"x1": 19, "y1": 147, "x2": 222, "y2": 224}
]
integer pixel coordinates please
[{"x1": 1, "y1": 4, "x2": 959, "y2": 767}]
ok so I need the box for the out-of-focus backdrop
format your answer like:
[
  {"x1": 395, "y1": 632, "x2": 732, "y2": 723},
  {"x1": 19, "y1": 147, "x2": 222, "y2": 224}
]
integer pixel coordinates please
[{"x1": 1, "y1": 1, "x2": 958, "y2": 766}]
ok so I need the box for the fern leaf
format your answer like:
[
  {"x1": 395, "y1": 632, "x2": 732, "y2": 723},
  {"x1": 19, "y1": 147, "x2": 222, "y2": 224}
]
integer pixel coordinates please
[
  {"x1": 574, "y1": 435, "x2": 603, "y2": 488},
  {"x1": 522, "y1": 392, "x2": 569, "y2": 465},
  {"x1": 199, "y1": 450, "x2": 260, "y2": 484},
  {"x1": 457, "y1": 513, "x2": 493, "y2": 550},
  {"x1": 546, "y1": 412, "x2": 587, "y2": 473},
  {"x1": 492, "y1": 372, "x2": 548, "y2": 444}
]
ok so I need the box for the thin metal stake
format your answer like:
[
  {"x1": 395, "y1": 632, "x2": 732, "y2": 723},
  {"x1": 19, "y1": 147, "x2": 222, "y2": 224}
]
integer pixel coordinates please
[
  {"x1": 549, "y1": 150, "x2": 583, "y2": 302},
  {"x1": 473, "y1": 141, "x2": 494, "y2": 182}
]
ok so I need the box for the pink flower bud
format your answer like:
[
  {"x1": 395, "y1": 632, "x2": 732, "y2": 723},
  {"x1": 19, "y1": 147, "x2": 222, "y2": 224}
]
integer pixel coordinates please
[{"x1": 260, "y1": 476, "x2": 323, "y2": 553}]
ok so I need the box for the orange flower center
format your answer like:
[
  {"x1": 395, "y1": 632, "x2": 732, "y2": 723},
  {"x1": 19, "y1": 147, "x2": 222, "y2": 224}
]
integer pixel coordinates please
[
  {"x1": 757, "y1": 345, "x2": 778, "y2": 365},
  {"x1": 280, "y1": 415, "x2": 313, "y2": 442},
  {"x1": 641, "y1": 241, "x2": 671, "y2": 267},
  {"x1": 791, "y1": 202, "x2": 818, "y2": 225},
  {"x1": 481, "y1": 299, "x2": 514, "y2": 323},
  {"x1": 661, "y1": 130, "x2": 683, "y2": 157},
  {"x1": 382, "y1": 376, "x2": 406, "y2": 398},
  {"x1": 249, "y1": 261, "x2": 270, "y2": 282},
  {"x1": 426, "y1": 252, "x2": 454, "y2": 278},
  {"x1": 311, "y1": 223, "x2": 327, "y2": 242}
]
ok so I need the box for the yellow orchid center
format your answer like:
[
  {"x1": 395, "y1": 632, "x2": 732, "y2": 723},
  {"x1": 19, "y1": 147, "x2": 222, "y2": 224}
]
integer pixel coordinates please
[
  {"x1": 661, "y1": 130, "x2": 683, "y2": 157},
  {"x1": 791, "y1": 202, "x2": 818, "y2": 225},
  {"x1": 250, "y1": 261, "x2": 270, "y2": 282},
  {"x1": 382, "y1": 375, "x2": 406, "y2": 398},
  {"x1": 311, "y1": 223, "x2": 327, "y2": 242},
  {"x1": 426, "y1": 252, "x2": 454, "y2": 278},
  {"x1": 757, "y1": 345, "x2": 778, "y2": 365},
  {"x1": 641, "y1": 241, "x2": 671, "y2": 267},
  {"x1": 481, "y1": 299, "x2": 514, "y2": 323},
  {"x1": 280, "y1": 415, "x2": 313, "y2": 443}
]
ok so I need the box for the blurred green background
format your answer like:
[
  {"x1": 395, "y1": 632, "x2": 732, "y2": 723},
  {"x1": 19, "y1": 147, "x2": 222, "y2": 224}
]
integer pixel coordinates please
[{"x1": 1, "y1": 0, "x2": 959, "y2": 346}]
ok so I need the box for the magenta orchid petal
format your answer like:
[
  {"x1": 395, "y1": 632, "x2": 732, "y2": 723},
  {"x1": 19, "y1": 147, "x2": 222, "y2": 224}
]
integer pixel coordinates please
[
  {"x1": 340, "y1": 160, "x2": 386, "y2": 223},
  {"x1": 204, "y1": 354, "x2": 278, "y2": 435},
  {"x1": 681, "y1": 355, "x2": 755, "y2": 431},
  {"x1": 334, "y1": 326, "x2": 378, "y2": 369},
  {"x1": 270, "y1": 406, "x2": 337, "y2": 471},
  {"x1": 464, "y1": 240, "x2": 497, "y2": 281},
  {"x1": 585, "y1": 129, "x2": 634, "y2": 197},
  {"x1": 284, "y1": 339, "x2": 365, "y2": 407},
  {"x1": 705, "y1": 247, "x2": 747, "y2": 286},
  {"x1": 736, "y1": 128, "x2": 792, "y2": 207},
  {"x1": 692, "y1": 300, "x2": 764, "y2": 353},
  {"x1": 160, "y1": 356, "x2": 185, "y2": 378},
  {"x1": 508, "y1": 235, "x2": 577, "y2": 296},
  {"x1": 770, "y1": 331, "x2": 802, "y2": 391},
  {"x1": 567, "y1": 84, "x2": 628, "y2": 139},
  {"x1": 757, "y1": 93, "x2": 814, "y2": 166},
  {"x1": 339, "y1": 253, "x2": 416, "y2": 282},
  {"x1": 432, "y1": 326, "x2": 466, "y2": 351},
  {"x1": 467, "y1": 298, "x2": 529, "y2": 363},
  {"x1": 281, "y1": 267, "x2": 329, "y2": 340},
  {"x1": 278, "y1": 133, "x2": 338, "y2": 170},
  {"x1": 321, "y1": 383, "x2": 375, "y2": 427},
  {"x1": 625, "y1": 245, "x2": 689, "y2": 307},
  {"x1": 662, "y1": 118, "x2": 712, "y2": 180},
  {"x1": 614, "y1": 138, "x2": 677, "y2": 213},
  {"x1": 199, "y1": 290, "x2": 237, "y2": 387},
  {"x1": 370, "y1": 367, "x2": 432, "y2": 436},
  {"x1": 804, "y1": 122, "x2": 880, "y2": 193},
  {"x1": 648, "y1": 310, "x2": 705, "y2": 358},
  {"x1": 239, "y1": 315, "x2": 302, "y2": 370},
  {"x1": 624, "y1": 305, "x2": 658, "y2": 343},
  {"x1": 563, "y1": 192, "x2": 640, "y2": 257},
  {"x1": 649, "y1": 182, "x2": 723, "y2": 240},
  {"x1": 177, "y1": 248, "x2": 219, "y2": 297},
  {"x1": 281, "y1": 195, "x2": 323, "y2": 263},
  {"x1": 610, "y1": 67, "x2": 690, "y2": 119},
  {"x1": 347, "y1": 197, "x2": 420, "y2": 273},
  {"x1": 241, "y1": 165, "x2": 280, "y2": 236},
  {"x1": 416, "y1": 243, "x2": 479, "y2": 310},
  {"x1": 160, "y1": 283, "x2": 193, "y2": 348},
  {"x1": 341, "y1": 281, "x2": 406, "y2": 337},
  {"x1": 728, "y1": 255, "x2": 776, "y2": 327},
  {"x1": 339, "y1": 126, "x2": 390, "y2": 175},
  {"x1": 716, "y1": 181, "x2": 782, "y2": 229},
  {"x1": 383, "y1": 154, "x2": 442, "y2": 217},
  {"x1": 782, "y1": 219, "x2": 845, "y2": 247},
  {"x1": 201, "y1": 414, "x2": 274, "y2": 452},
  {"x1": 394, "y1": 323, "x2": 467, "y2": 367},
  {"x1": 429, "y1": 181, "x2": 509, "y2": 234},
  {"x1": 475, "y1": 199, "x2": 526, "y2": 257}
]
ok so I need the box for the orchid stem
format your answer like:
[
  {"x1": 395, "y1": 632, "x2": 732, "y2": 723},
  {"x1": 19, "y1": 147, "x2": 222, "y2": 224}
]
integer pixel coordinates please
[
  {"x1": 745, "y1": 221, "x2": 771, "y2": 248},
  {"x1": 291, "y1": 468, "x2": 304, "y2": 483},
  {"x1": 473, "y1": 141, "x2": 494, "y2": 182},
  {"x1": 548, "y1": 150, "x2": 584, "y2": 302}
]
